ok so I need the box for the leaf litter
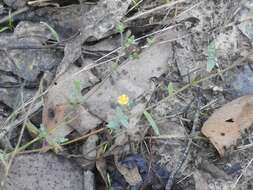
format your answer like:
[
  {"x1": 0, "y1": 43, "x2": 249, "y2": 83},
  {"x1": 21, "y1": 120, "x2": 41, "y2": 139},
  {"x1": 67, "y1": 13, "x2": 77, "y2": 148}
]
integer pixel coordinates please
[
  {"x1": 202, "y1": 95, "x2": 253, "y2": 157},
  {"x1": 1, "y1": 0, "x2": 253, "y2": 190}
]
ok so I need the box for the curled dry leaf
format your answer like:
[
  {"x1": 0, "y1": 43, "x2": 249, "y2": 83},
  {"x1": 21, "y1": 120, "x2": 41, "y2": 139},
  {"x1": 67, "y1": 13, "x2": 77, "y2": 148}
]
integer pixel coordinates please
[
  {"x1": 201, "y1": 95, "x2": 253, "y2": 156},
  {"x1": 42, "y1": 65, "x2": 100, "y2": 141},
  {"x1": 114, "y1": 155, "x2": 142, "y2": 186}
]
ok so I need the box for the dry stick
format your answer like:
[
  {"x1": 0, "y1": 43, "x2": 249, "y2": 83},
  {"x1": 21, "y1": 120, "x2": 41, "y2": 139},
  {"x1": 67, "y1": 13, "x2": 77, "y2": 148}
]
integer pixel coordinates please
[
  {"x1": 9, "y1": 127, "x2": 106, "y2": 155},
  {"x1": 166, "y1": 107, "x2": 200, "y2": 190},
  {"x1": 1, "y1": 82, "x2": 42, "y2": 187},
  {"x1": 124, "y1": 0, "x2": 186, "y2": 22}
]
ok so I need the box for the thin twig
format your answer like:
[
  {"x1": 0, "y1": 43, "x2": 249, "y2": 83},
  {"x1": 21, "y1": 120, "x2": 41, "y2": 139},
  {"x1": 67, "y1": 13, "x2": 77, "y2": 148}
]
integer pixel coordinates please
[
  {"x1": 166, "y1": 103, "x2": 200, "y2": 190},
  {"x1": 1, "y1": 80, "x2": 43, "y2": 187},
  {"x1": 124, "y1": 0, "x2": 186, "y2": 22},
  {"x1": 146, "y1": 50, "x2": 253, "y2": 111}
]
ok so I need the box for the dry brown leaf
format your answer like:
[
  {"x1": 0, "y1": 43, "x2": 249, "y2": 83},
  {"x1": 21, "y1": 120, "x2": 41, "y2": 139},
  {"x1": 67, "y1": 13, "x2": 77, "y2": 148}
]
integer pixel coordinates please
[
  {"x1": 96, "y1": 146, "x2": 109, "y2": 188},
  {"x1": 114, "y1": 155, "x2": 142, "y2": 186},
  {"x1": 42, "y1": 65, "x2": 99, "y2": 141},
  {"x1": 201, "y1": 95, "x2": 253, "y2": 156}
]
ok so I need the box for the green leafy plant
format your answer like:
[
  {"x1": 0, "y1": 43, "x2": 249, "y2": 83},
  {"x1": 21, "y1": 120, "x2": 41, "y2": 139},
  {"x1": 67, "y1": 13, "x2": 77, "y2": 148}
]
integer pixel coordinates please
[
  {"x1": 116, "y1": 22, "x2": 125, "y2": 33},
  {"x1": 39, "y1": 124, "x2": 67, "y2": 151},
  {"x1": 0, "y1": 150, "x2": 8, "y2": 168},
  {"x1": 143, "y1": 111, "x2": 160, "y2": 135},
  {"x1": 207, "y1": 41, "x2": 217, "y2": 72},
  {"x1": 68, "y1": 80, "x2": 83, "y2": 105},
  {"x1": 8, "y1": 10, "x2": 14, "y2": 30},
  {"x1": 107, "y1": 107, "x2": 129, "y2": 129},
  {"x1": 0, "y1": 10, "x2": 14, "y2": 33},
  {"x1": 0, "y1": 27, "x2": 9, "y2": 33},
  {"x1": 124, "y1": 34, "x2": 136, "y2": 48},
  {"x1": 147, "y1": 37, "x2": 155, "y2": 47},
  {"x1": 167, "y1": 82, "x2": 174, "y2": 96}
]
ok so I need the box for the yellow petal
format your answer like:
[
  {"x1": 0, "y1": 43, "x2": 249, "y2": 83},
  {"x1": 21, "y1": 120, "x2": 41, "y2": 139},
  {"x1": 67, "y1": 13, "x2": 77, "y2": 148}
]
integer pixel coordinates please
[{"x1": 117, "y1": 94, "x2": 129, "y2": 105}]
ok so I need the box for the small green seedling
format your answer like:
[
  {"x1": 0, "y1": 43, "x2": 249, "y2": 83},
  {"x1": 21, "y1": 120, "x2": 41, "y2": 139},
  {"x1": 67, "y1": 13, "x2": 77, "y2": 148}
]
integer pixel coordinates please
[
  {"x1": 116, "y1": 22, "x2": 125, "y2": 33},
  {"x1": 124, "y1": 34, "x2": 135, "y2": 48},
  {"x1": 0, "y1": 27, "x2": 9, "y2": 33},
  {"x1": 143, "y1": 111, "x2": 160, "y2": 135},
  {"x1": 207, "y1": 41, "x2": 217, "y2": 72},
  {"x1": 8, "y1": 10, "x2": 14, "y2": 30},
  {"x1": 0, "y1": 10, "x2": 14, "y2": 33},
  {"x1": 147, "y1": 37, "x2": 155, "y2": 47},
  {"x1": 68, "y1": 80, "x2": 83, "y2": 106},
  {"x1": 107, "y1": 106, "x2": 129, "y2": 129},
  {"x1": 167, "y1": 82, "x2": 174, "y2": 96},
  {"x1": 0, "y1": 151, "x2": 8, "y2": 168}
]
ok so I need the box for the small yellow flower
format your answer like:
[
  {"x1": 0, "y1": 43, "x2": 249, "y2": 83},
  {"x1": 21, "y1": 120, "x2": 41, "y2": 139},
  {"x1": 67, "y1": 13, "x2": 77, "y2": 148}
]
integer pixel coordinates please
[{"x1": 117, "y1": 94, "x2": 129, "y2": 105}]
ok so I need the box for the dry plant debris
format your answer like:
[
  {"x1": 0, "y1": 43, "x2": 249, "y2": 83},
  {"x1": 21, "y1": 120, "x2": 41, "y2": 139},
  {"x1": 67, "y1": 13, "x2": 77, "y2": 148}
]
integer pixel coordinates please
[
  {"x1": 202, "y1": 95, "x2": 253, "y2": 156},
  {"x1": 1, "y1": 0, "x2": 253, "y2": 189}
]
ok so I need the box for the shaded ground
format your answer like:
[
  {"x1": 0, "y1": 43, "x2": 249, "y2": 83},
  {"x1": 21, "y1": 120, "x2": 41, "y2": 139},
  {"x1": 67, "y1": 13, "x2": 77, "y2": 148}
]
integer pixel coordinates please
[{"x1": 0, "y1": 0, "x2": 253, "y2": 189}]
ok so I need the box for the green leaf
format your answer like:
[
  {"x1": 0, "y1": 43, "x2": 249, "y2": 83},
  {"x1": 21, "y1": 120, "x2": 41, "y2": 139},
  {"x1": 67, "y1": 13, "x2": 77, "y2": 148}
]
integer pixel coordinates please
[
  {"x1": 147, "y1": 37, "x2": 155, "y2": 47},
  {"x1": 107, "y1": 107, "x2": 129, "y2": 129},
  {"x1": 56, "y1": 137, "x2": 69, "y2": 144},
  {"x1": 246, "y1": 26, "x2": 253, "y2": 45},
  {"x1": 125, "y1": 35, "x2": 135, "y2": 48},
  {"x1": 38, "y1": 124, "x2": 48, "y2": 138},
  {"x1": 116, "y1": 107, "x2": 129, "y2": 127},
  {"x1": 107, "y1": 119, "x2": 120, "y2": 129},
  {"x1": 250, "y1": 6, "x2": 253, "y2": 19},
  {"x1": 116, "y1": 22, "x2": 125, "y2": 33},
  {"x1": 26, "y1": 120, "x2": 40, "y2": 136},
  {"x1": 0, "y1": 151, "x2": 8, "y2": 166},
  {"x1": 207, "y1": 41, "x2": 217, "y2": 72},
  {"x1": 69, "y1": 80, "x2": 83, "y2": 104},
  {"x1": 8, "y1": 10, "x2": 14, "y2": 29},
  {"x1": 40, "y1": 21, "x2": 60, "y2": 42},
  {"x1": 167, "y1": 82, "x2": 174, "y2": 96},
  {"x1": 0, "y1": 27, "x2": 9, "y2": 33},
  {"x1": 143, "y1": 111, "x2": 160, "y2": 135}
]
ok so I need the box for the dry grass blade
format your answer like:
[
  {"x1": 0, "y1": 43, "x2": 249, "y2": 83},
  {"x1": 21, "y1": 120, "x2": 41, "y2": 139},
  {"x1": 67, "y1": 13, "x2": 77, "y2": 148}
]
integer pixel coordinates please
[{"x1": 124, "y1": 0, "x2": 186, "y2": 22}]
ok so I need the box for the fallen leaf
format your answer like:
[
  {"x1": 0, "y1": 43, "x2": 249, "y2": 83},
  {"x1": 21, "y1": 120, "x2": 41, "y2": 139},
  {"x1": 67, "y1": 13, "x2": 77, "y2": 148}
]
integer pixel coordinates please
[
  {"x1": 114, "y1": 155, "x2": 142, "y2": 186},
  {"x1": 56, "y1": 0, "x2": 132, "y2": 77},
  {"x1": 201, "y1": 95, "x2": 253, "y2": 156},
  {"x1": 82, "y1": 32, "x2": 173, "y2": 132},
  {"x1": 42, "y1": 65, "x2": 100, "y2": 142},
  {"x1": 96, "y1": 146, "x2": 109, "y2": 188}
]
